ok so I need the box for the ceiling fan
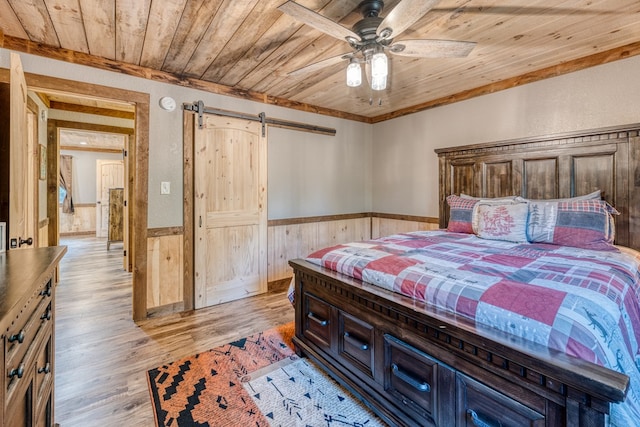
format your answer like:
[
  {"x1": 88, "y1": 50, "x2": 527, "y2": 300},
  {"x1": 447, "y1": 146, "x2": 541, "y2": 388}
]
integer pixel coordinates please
[{"x1": 278, "y1": 0, "x2": 476, "y2": 91}]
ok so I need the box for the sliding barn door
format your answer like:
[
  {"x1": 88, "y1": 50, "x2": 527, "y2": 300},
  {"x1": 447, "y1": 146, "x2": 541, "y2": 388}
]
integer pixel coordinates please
[{"x1": 194, "y1": 114, "x2": 267, "y2": 308}]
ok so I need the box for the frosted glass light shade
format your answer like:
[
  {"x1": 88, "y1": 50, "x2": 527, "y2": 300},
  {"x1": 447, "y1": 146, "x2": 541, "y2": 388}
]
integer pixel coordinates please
[
  {"x1": 371, "y1": 74, "x2": 387, "y2": 91},
  {"x1": 371, "y1": 52, "x2": 388, "y2": 78},
  {"x1": 346, "y1": 61, "x2": 362, "y2": 87}
]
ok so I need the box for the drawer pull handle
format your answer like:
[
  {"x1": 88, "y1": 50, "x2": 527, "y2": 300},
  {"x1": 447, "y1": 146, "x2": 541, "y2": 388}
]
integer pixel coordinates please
[
  {"x1": 467, "y1": 409, "x2": 493, "y2": 427},
  {"x1": 8, "y1": 330, "x2": 25, "y2": 344},
  {"x1": 41, "y1": 309, "x2": 52, "y2": 321},
  {"x1": 8, "y1": 364, "x2": 25, "y2": 379},
  {"x1": 308, "y1": 312, "x2": 328, "y2": 327},
  {"x1": 391, "y1": 364, "x2": 430, "y2": 392},
  {"x1": 40, "y1": 286, "x2": 52, "y2": 297},
  {"x1": 38, "y1": 363, "x2": 51, "y2": 375},
  {"x1": 344, "y1": 332, "x2": 369, "y2": 350}
]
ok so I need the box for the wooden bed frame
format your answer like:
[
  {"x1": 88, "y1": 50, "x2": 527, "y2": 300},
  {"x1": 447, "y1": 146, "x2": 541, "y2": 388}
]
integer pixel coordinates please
[{"x1": 289, "y1": 124, "x2": 640, "y2": 426}]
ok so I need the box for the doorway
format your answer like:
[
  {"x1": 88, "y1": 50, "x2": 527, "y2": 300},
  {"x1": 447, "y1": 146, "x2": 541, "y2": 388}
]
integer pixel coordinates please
[{"x1": 8, "y1": 71, "x2": 151, "y2": 321}]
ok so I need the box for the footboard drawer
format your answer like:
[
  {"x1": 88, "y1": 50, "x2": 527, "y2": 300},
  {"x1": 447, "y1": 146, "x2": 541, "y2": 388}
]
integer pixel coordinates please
[
  {"x1": 383, "y1": 334, "x2": 455, "y2": 427},
  {"x1": 457, "y1": 373, "x2": 545, "y2": 427},
  {"x1": 338, "y1": 311, "x2": 375, "y2": 378},
  {"x1": 301, "y1": 292, "x2": 332, "y2": 350}
]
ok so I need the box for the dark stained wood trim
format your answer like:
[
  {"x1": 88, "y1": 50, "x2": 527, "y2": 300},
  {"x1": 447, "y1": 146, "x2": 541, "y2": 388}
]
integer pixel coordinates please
[
  {"x1": 268, "y1": 212, "x2": 438, "y2": 227},
  {"x1": 371, "y1": 41, "x2": 640, "y2": 123},
  {"x1": 46, "y1": 121, "x2": 59, "y2": 248},
  {"x1": 371, "y1": 212, "x2": 439, "y2": 223},
  {"x1": 268, "y1": 213, "x2": 370, "y2": 227},
  {"x1": 60, "y1": 146, "x2": 123, "y2": 153},
  {"x1": 147, "y1": 226, "x2": 184, "y2": 238},
  {"x1": 47, "y1": 119, "x2": 133, "y2": 135},
  {"x1": 50, "y1": 101, "x2": 135, "y2": 120},
  {"x1": 2, "y1": 35, "x2": 370, "y2": 123}
]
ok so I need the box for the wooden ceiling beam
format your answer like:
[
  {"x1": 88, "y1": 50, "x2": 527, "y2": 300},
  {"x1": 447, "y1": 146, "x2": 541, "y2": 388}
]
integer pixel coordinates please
[{"x1": 1, "y1": 34, "x2": 371, "y2": 123}]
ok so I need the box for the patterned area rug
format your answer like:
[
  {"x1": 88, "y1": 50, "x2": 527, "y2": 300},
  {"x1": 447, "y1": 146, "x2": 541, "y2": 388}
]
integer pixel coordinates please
[{"x1": 147, "y1": 322, "x2": 386, "y2": 426}]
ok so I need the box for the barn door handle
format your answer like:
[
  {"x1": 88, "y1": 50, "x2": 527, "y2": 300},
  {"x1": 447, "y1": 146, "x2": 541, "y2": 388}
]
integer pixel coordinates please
[
  {"x1": 391, "y1": 364, "x2": 430, "y2": 392},
  {"x1": 199, "y1": 216, "x2": 202, "y2": 228}
]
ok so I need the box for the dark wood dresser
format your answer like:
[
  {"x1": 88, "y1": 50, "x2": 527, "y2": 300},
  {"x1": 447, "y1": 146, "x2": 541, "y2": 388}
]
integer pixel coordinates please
[{"x1": 0, "y1": 246, "x2": 66, "y2": 426}]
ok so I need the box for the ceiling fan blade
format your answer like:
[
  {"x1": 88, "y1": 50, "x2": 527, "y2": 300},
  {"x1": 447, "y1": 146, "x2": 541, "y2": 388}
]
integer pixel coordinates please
[
  {"x1": 377, "y1": 0, "x2": 441, "y2": 39},
  {"x1": 390, "y1": 39, "x2": 476, "y2": 58},
  {"x1": 285, "y1": 54, "x2": 348, "y2": 78},
  {"x1": 278, "y1": 1, "x2": 360, "y2": 43}
]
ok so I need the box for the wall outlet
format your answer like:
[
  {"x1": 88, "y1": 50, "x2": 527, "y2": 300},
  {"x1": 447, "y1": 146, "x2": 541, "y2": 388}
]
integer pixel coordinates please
[{"x1": 161, "y1": 181, "x2": 170, "y2": 195}]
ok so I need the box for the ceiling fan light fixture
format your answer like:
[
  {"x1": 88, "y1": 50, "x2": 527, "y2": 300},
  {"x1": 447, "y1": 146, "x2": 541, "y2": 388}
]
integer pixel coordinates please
[
  {"x1": 371, "y1": 51, "x2": 388, "y2": 78},
  {"x1": 371, "y1": 74, "x2": 387, "y2": 91},
  {"x1": 346, "y1": 60, "x2": 362, "y2": 87}
]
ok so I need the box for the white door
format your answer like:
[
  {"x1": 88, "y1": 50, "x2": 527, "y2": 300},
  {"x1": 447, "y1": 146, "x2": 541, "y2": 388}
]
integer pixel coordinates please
[
  {"x1": 194, "y1": 114, "x2": 267, "y2": 308},
  {"x1": 96, "y1": 159, "x2": 124, "y2": 238}
]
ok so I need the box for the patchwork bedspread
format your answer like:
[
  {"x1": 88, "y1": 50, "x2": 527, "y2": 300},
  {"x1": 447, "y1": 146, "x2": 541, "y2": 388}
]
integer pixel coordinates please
[{"x1": 305, "y1": 230, "x2": 640, "y2": 426}]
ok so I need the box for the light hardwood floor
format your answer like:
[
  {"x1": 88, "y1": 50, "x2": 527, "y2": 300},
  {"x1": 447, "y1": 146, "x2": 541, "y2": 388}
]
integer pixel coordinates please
[{"x1": 55, "y1": 236, "x2": 294, "y2": 426}]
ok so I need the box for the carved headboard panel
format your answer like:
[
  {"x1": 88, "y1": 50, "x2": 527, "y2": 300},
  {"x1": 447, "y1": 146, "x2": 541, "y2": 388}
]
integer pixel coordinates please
[{"x1": 435, "y1": 124, "x2": 640, "y2": 250}]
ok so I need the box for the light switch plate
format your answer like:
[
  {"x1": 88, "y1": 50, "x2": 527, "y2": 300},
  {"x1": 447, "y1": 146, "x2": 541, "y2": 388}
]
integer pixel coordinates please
[{"x1": 161, "y1": 181, "x2": 170, "y2": 195}]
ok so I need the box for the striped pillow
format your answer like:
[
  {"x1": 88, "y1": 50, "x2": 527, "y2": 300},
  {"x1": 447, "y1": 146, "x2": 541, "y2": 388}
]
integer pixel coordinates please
[{"x1": 446, "y1": 195, "x2": 478, "y2": 233}]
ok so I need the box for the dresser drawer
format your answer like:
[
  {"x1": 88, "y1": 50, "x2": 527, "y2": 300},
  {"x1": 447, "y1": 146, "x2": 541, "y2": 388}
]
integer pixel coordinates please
[
  {"x1": 302, "y1": 292, "x2": 332, "y2": 350},
  {"x1": 5, "y1": 281, "x2": 52, "y2": 373},
  {"x1": 383, "y1": 334, "x2": 455, "y2": 426},
  {"x1": 338, "y1": 311, "x2": 374, "y2": 378},
  {"x1": 457, "y1": 373, "x2": 545, "y2": 427}
]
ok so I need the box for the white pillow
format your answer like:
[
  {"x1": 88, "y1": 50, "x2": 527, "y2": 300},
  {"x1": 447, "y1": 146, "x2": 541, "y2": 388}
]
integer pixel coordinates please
[{"x1": 475, "y1": 202, "x2": 529, "y2": 243}]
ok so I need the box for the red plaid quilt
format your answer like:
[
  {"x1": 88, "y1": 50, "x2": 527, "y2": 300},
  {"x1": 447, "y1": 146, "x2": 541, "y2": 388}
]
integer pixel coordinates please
[{"x1": 306, "y1": 230, "x2": 640, "y2": 426}]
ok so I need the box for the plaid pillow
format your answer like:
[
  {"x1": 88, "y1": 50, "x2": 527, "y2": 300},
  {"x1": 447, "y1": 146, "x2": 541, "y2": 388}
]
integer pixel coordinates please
[
  {"x1": 528, "y1": 199, "x2": 619, "y2": 251},
  {"x1": 446, "y1": 195, "x2": 478, "y2": 233}
]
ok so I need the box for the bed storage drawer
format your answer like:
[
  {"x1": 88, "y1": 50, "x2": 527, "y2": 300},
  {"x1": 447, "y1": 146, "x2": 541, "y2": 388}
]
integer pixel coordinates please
[
  {"x1": 338, "y1": 311, "x2": 374, "y2": 378},
  {"x1": 457, "y1": 373, "x2": 545, "y2": 427},
  {"x1": 301, "y1": 292, "x2": 332, "y2": 350},
  {"x1": 383, "y1": 334, "x2": 455, "y2": 427}
]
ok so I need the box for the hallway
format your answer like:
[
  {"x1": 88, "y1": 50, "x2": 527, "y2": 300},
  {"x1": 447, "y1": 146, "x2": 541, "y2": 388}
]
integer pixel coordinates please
[{"x1": 55, "y1": 236, "x2": 294, "y2": 426}]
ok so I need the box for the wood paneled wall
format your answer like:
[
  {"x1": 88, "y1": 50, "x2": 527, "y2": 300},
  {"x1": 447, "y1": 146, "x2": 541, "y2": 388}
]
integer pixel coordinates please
[
  {"x1": 59, "y1": 204, "x2": 95, "y2": 234},
  {"x1": 147, "y1": 233, "x2": 183, "y2": 308},
  {"x1": 145, "y1": 213, "x2": 438, "y2": 311}
]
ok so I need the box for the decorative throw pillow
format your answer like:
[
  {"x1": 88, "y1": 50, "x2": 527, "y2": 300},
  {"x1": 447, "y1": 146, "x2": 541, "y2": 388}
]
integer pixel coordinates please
[
  {"x1": 528, "y1": 199, "x2": 619, "y2": 251},
  {"x1": 446, "y1": 195, "x2": 477, "y2": 233},
  {"x1": 474, "y1": 202, "x2": 529, "y2": 243}
]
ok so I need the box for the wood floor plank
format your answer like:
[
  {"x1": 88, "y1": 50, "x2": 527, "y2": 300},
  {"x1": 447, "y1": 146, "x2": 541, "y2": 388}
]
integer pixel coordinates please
[{"x1": 55, "y1": 235, "x2": 294, "y2": 426}]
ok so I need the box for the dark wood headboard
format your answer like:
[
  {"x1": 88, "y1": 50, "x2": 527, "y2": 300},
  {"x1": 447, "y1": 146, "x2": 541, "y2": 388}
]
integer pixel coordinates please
[{"x1": 435, "y1": 123, "x2": 640, "y2": 251}]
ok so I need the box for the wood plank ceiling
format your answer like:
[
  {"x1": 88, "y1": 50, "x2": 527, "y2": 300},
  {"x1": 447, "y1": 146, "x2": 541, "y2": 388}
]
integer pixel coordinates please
[{"x1": 1, "y1": 0, "x2": 640, "y2": 122}]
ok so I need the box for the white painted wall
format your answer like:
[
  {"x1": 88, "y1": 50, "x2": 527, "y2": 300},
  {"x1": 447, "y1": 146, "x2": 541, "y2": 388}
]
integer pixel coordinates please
[
  {"x1": 0, "y1": 49, "x2": 372, "y2": 227},
  {"x1": 372, "y1": 55, "x2": 640, "y2": 218}
]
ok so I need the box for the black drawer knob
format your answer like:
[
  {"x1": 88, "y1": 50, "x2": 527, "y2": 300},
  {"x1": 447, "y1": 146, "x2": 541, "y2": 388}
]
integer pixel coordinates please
[
  {"x1": 41, "y1": 309, "x2": 52, "y2": 321},
  {"x1": 8, "y1": 364, "x2": 25, "y2": 379},
  {"x1": 8, "y1": 330, "x2": 25, "y2": 344},
  {"x1": 38, "y1": 363, "x2": 51, "y2": 375},
  {"x1": 40, "y1": 286, "x2": 52, "y2": 297}
]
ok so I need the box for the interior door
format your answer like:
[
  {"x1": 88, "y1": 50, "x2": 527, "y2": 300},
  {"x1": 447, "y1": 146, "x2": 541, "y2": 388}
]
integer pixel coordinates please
[
  {"x1": 8, "y1": 52, "x2": 35, "y2": 249},
  {"x1": 96, "y1": 159, "x2": 124, "y2": 238},
  {"x1": 194, "y1": 114, "x2": 267, "y2": 308}
]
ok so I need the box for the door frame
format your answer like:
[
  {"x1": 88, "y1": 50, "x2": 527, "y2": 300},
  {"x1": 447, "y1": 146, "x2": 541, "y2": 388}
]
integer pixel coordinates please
[{"x1": 0, "y1": 69, "x2": 150, "y2": 321}]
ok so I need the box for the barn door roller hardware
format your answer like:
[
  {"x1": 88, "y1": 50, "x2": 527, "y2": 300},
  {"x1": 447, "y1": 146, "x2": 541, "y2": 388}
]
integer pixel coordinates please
[{"x1": 183, "y1": 101, "x2": 336, "y2": 136}]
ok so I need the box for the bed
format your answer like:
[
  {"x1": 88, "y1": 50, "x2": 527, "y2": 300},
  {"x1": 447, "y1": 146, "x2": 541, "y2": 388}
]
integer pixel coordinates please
[{"x1": 288, "y1": 124, "x2": 640, "y2": 427}]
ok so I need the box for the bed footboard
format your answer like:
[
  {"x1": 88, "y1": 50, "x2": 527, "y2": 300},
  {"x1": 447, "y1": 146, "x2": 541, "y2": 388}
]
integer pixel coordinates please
[{"x1": 289, "y1": 259, "x2": 629, "y2": 427}]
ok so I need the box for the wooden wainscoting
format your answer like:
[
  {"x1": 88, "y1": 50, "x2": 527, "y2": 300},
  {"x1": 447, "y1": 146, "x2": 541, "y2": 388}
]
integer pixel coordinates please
[
  {"x1": 146, "y1": 213, "x2": 438, "y2": 314},
  {"x1": 147, "y1": 228, "x2": 184, "y2": 314},
  {"x1": 58, "y1": 203, "x2": 96, "y2": 235}
]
